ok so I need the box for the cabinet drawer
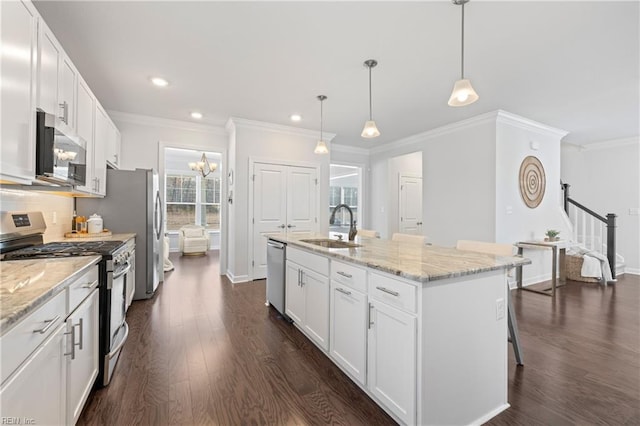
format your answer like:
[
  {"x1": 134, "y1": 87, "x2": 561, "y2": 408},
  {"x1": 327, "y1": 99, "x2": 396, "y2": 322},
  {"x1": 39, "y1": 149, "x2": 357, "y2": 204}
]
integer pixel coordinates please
[
  {"x1": 67, "y1": 266, "x2": 99, "y2": 313},
  {"x1": 0, "y1": 290, "x2": 66, "y2": 384},
  {"x1": 331, "y1": 260, "x2": 367, "y2": 293},
  {"x1": 287, "y1": 246, "x2": 329, "y2": 276},
  {"x1": 368, "y1": 272, "x2": 417, "y2": 314}
]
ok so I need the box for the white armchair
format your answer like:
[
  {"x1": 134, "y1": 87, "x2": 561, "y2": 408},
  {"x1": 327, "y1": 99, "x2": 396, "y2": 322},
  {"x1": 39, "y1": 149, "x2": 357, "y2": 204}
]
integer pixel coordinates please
[{"x1": 179, "y1": 225, "x2": 209, "y2": 255}]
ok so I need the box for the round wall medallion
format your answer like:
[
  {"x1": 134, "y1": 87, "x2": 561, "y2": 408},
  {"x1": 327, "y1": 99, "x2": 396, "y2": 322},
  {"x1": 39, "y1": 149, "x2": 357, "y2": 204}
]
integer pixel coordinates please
[{"x1": 519, "y1": 156, "x2": 546, "y2": 209}]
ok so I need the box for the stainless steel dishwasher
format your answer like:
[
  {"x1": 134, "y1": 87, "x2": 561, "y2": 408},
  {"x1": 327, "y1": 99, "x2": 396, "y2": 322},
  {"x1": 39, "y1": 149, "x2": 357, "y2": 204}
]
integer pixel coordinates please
[{"x1": 266, "y1": 239, "x2": 289, "y2": 320}]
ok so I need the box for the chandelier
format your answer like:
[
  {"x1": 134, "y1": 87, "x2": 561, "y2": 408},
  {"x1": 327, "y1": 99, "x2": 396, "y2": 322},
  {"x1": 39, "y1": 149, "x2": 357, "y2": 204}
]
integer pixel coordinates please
[{"x1": 188, "y1": 153, "x2": 217, "y2": 178}]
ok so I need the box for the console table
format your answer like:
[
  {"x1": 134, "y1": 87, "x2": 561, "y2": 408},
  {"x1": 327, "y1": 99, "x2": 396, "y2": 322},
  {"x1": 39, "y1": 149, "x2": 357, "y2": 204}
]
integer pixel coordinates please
[{"x1": 515, "y1": 240, "x2": 567, "y2": 297}]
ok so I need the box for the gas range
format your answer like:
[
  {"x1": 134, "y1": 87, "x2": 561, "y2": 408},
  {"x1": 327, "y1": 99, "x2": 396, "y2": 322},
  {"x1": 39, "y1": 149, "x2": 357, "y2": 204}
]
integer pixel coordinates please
[
  {"x1": 3, "y1": 240, "x2": 125, "y2": 260},
  {"x1": 1, "y1": 211, "x2": 135, "y2": 388}
]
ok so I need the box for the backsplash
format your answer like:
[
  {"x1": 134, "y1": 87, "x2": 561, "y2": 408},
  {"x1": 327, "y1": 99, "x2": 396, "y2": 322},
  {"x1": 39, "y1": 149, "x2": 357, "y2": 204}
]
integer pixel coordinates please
[{"x1": 0, "y1": 188, "x2": 74, "y2": 242}]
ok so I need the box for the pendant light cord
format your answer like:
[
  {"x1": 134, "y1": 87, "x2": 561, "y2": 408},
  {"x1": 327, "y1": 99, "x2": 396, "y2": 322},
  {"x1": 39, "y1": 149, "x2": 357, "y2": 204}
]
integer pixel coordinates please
[
  {"x1": 368, "y1": 65, "x2": 373, "y2": 119},
  {"x1": 320, "y1": 98, "x2": 323, "y2": 139},
  {"x1": 461, "y1": 2, "x2": 465, "y2": 79}
]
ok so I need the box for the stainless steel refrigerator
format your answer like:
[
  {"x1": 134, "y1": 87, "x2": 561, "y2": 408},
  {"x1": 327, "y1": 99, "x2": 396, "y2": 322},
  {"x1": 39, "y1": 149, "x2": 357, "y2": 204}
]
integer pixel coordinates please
[{"x1": 77, "y1": 168, "x2": 163, "y2": 300}]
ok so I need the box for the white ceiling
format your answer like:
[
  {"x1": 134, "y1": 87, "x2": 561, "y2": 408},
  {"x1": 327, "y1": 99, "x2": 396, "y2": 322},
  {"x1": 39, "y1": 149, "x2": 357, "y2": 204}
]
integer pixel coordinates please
[{"x1": 33, "y1": 1, "x2": 639, "y2": 148}]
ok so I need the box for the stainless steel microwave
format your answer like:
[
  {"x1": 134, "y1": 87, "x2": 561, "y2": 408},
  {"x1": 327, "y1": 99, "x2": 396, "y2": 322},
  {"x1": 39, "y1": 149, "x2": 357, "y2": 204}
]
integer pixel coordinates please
[{"x1": 35, "y1": 111, "x2": 87, "y2": 186}]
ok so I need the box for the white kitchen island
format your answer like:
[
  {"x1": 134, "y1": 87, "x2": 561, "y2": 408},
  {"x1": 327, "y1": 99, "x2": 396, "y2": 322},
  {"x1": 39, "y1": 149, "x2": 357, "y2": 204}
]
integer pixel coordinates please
[{"x1": 267, "y1": 233, "x2": 530, "y2": 426}]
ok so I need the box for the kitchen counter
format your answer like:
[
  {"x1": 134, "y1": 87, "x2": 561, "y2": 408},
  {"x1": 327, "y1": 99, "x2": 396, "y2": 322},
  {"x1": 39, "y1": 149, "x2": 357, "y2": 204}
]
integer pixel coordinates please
[
  {"x1": 0, "y1": 256, "x2": 101, "y2": 335},
  {"x1": 56, "y1": 232, "x2": 136, "y2": 243},
  {"x1": 267, "y1": 232, "x2": 530, "y2": 283}
]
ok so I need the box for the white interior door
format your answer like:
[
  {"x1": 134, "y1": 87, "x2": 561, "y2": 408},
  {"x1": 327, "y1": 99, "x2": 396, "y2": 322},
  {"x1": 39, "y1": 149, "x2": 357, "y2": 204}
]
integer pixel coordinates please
[
  {"x1": 399, "y1": 175, "x2": 423, "y2": 234},
  {"x1": 286, "y1": 166, "x2": 318, "y2": 233},
  {"x1": 253, "y1": 163, "x2": 287, "y2": 279}
]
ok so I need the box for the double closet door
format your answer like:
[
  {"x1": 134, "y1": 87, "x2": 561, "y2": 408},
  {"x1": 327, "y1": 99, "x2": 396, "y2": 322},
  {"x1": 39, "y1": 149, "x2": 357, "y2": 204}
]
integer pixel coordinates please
[{"x1": 252, "y1": 163, "x2": 318, "y2": 279}]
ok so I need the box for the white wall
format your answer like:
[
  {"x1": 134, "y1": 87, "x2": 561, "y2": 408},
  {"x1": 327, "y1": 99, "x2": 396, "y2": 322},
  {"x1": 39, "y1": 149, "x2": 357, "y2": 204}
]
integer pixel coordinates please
[
  {"x1": 561, "y1": 138, "x2": 640, "y2": 273},
  {"x1": 226, "y1": 118, "x2": 331, "y2": 282},
  {"x1": 495, "y1": 115, "x2": 569, "y2": 283},
  {"x1": 422, "y1": 122, "x2": 496, "y2": 246}
]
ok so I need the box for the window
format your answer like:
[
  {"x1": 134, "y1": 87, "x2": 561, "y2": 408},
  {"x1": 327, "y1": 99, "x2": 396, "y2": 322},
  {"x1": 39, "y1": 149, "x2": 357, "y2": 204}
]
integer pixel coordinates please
[
  {"x1": 166, "y1": 174, "x2": 220, "y2": 231},
  {"x1": 329, "y1": 164, "x2": 362, "y2": 233}
]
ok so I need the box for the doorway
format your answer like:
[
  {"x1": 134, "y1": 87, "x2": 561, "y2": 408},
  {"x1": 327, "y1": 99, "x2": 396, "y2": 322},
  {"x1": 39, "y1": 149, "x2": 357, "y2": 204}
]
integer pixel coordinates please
[{"x1": 163, "y1": 147, "x2": 223, "y2": 252}]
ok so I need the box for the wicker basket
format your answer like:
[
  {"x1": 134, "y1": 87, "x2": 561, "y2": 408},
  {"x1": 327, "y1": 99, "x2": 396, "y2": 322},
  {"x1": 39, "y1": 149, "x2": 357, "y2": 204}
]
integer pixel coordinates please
[{"x1": 565, "y1": 254, "x2": 601, "y2": 283}]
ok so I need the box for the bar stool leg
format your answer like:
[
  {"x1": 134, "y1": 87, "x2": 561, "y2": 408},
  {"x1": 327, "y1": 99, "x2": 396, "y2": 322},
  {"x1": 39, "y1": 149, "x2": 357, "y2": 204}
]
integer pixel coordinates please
[{"x1": 507, "y1": 288, "x2": 524, "y2": 366}]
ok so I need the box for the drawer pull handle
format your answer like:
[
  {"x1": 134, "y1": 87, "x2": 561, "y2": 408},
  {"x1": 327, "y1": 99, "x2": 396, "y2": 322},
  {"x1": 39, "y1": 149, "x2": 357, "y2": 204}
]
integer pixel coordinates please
[
  {"x1": 337, "y1": 271, "x2": 353, "y2": 279},
  {"x1": 33, "y1": 315, "x2": 60, "y2": 334},
  {"x1": 336, "y1": 287, "x2": 351, "y2": 296},
  {"x1": 376, "y1": 286, "x2": 400, "y2": 297},
  {"x1": 81, "y1": 280, "x2": 98, "y2": 289}
]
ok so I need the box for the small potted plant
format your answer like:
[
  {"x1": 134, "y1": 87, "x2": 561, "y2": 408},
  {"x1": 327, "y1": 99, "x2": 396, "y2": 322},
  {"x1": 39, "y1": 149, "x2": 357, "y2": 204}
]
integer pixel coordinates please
[{"x1": 545, "y1": 229, "x2": 560, "y2": 242}]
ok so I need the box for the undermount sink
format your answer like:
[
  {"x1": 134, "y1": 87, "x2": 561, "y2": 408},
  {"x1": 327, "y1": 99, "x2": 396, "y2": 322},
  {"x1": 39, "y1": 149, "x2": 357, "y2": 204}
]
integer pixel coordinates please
[{"x1": 300, "y1": 238, "x2": 362, "y2": 249}]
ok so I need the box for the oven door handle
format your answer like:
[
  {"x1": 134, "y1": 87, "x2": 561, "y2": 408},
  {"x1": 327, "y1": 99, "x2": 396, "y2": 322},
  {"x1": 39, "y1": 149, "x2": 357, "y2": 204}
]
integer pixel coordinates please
[
  {"x1": 113, "y1": 262, "x2": 132, "y2": 280},
  {"x1": 106, "y1": 321, "x2": 129, "y2": 360}
]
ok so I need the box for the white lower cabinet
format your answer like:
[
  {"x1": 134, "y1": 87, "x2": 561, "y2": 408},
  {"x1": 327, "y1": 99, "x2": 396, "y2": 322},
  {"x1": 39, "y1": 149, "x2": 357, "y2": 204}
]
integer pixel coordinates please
[
  {"x1": 367, "y1": 299, "x2": 416, "y2": 425},
  {"x1": 0, "y1": 264, "x2": 99, "y2": 425},
  {"x1": 67, "y1": 288, "x2": 99, "y2": 425},
  {"x1": 0, "y1": 323, "x2": 67, "y2": 425},
  {"x1": 329, "y1": 281, "x2": 367, "y2": 385},
  {"x1": 285, "y1": 257, "x2": 329, "y2": 351}
]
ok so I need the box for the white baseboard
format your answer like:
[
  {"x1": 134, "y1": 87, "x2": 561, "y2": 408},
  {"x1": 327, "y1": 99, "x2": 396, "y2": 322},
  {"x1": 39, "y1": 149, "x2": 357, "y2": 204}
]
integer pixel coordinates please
[
  {"x1": 624, "y1": 267, "x2": 640, "y2": 275},
  {"x1": 225, "y1": 271, "x2": 249, "y2": 283}
]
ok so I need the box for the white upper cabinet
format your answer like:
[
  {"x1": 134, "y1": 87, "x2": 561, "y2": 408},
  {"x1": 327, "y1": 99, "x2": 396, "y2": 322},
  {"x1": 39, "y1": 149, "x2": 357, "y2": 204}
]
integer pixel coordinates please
[
  {"x1": 37, "y1": 19, "x2": 60, "y2": 116},
  {"x1": 75, "y1": 76, "x2": 95, "y2": 194},
  {"x1": 58, "y1": 56, "x2": 76, "y2": 132},
  {"x1": 92, "y1": 105, "x2": 109, "y2": 196},
  {"x1": 0, "y1": 0, "x2": 38, "y2": 184},
  {"x1": 105, "y1": 118, "x2": 121, "y2": 169},
  {"x1": 1, "y1": 1, "x2": 121, "y2": 191},
  {"x1": 36, "y1": 18, "x2": 76, "y2": 134}
]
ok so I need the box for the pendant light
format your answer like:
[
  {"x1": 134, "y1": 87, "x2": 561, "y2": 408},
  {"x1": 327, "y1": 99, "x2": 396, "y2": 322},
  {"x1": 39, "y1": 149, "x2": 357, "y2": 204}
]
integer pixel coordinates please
[
  {"x1": 448, "y1": 0, "x2": 479, "y2": 107},
  {"x1": 361, "y1": 59, "x2": 380, "y2": 138},
  {"x1": 314, "y1": 95, "x2": 329, "y2": 154}
]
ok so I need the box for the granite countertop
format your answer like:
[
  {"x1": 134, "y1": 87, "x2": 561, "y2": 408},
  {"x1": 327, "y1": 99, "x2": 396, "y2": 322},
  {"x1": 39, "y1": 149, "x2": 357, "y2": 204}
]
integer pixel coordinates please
[
  {"x1": 56, "y1": 232, "x2": 136, "y2": 243},
  {"x1": 0, "y1": 256, "x2": 101, "y2": 335},
  {"x1": 267, "y1": 233, "x2": 531, "y2": 283}
]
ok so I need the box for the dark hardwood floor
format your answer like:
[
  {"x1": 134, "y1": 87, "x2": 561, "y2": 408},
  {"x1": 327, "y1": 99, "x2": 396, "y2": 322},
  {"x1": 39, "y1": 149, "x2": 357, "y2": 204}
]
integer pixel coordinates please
[{"x1": 78, "y1": 253, "x2": 640, "y2": 425}]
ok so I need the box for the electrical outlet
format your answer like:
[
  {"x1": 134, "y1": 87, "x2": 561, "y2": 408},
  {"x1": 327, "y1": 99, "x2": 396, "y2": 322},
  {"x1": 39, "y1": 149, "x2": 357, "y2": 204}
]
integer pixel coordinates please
[
  {"x1": 52, "y1": 211, "x2": 57, "y2": 224},
  {"x1": 496, "y1": 298, "x2": 505, "y2": 321},
  {"x1": 629, "y1": 208, "x2": 640, "y2": 216}
]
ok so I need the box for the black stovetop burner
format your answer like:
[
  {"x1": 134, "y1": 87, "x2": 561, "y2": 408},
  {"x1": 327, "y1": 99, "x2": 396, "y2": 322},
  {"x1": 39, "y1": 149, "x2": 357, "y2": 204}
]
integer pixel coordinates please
[{"x1": 3, "y1": 240, "x2": 124, "y2": 260}]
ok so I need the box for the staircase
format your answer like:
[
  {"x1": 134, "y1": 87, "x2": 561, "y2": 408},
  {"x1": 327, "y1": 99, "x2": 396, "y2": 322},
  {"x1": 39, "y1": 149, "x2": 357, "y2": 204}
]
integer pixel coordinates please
[{"x1": 561, "y1": 183, "x2": 625, "y2": 276}]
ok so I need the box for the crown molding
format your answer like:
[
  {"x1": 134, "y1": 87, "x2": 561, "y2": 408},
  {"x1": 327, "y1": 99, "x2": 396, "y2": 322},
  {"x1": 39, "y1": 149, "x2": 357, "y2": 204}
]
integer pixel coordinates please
[
  {"x1": 330, "y1": 143, "x2": 370, "y2": 156},
  {"x1": 495, "y1": 110, "x2": 569, "y2": 139},
  {"x1": 108, "y1": 110, "x2": 228, "y2": 135},
  {"x1": 565, "y1": 136, "x2": 639, "y2": 151},
  {"x1": 369, "y1": 110, "x2": 500, "y2": 156},
  {"x1": 227, "y1": 117, "x2": 336, "y2": 141}
]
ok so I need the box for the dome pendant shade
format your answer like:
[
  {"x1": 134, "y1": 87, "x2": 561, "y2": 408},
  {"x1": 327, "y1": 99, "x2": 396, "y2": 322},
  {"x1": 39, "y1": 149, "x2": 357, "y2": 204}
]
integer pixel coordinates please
[
  {"x1": 314, "y1": 140, "x2": 329, "y2": 154},
  {"x1": 448, "y1": 0, "x2": 479, "y2": 107},
  {"x1": 361, "y1": 120, "x2": 381, "y2": 138},
  {"x1": 448, "y1": 79, "x2": 479, "y2": 107}
]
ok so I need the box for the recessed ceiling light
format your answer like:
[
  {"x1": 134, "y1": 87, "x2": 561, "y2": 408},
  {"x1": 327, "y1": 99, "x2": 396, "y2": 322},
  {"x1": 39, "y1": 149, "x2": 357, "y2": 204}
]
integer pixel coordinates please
[
  {"x1": 191, "y1": 112, "x2": 203, "y2": 119},
  {"x1": 290, "y1": 114, "x2": 302, "y2": 122},
  {"x1": 151, "y1": 77, "x2": 169, "y2": 87}
]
